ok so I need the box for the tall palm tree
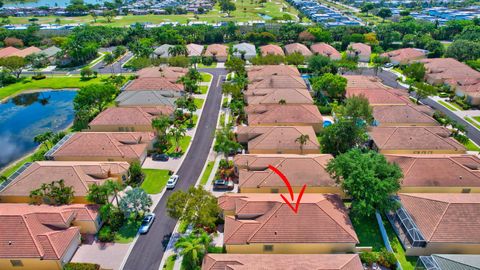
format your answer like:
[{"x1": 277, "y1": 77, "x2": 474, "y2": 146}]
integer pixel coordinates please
[
  {"x1": 168, "y1": 45, "x2": 188, "y2": 57},
  {"x1": 295, "y1": 134, "x2": 310, "y2": 155},
  {"x1": 175, "y1": 230, "x2": 211, "y2": 270},
  {"x1": 104, "y1": 180, "x2": 123, "y2": 206},
  {"x1": 169, "y1": 125, "x2": 187, "y2": 153}
]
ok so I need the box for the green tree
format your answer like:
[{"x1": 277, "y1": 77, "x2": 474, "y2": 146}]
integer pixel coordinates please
[
  {"x1": 73, "y1": 83, "x2": 118, "y2": 113},
  {"x1": 177, "y1": 76, "x2": 198, "y2": 95},
  {"x1": 336, "y1": 95, "x2": 373, "y2": 124},
  {"x1": 214, "y1": 124, "x2": 241, "y2": 161},
  {"x1": 361, "y1": 3, "x2": 375, "y2": 15},
  {"x1": 295, "y1": 134, "x2": 310, "y2": 155},
  {"x1": 225, "y1": 57, "x2": 246, "y2": 75},
  {"x1": 319, "y1": 119, "x2": 368, "y2": 156},
  {"x1": 104, "y1": 180, "x2": 123, "y2": 206},
  {"x1": 377, "y1": 8, "x2": 392, "y2": 22},
  {"x1": 30, "y1": 179, "x2": 74, "y2": 205},
  {"x1": 87, "y1": 183, "x2": 110, "y2": 204},
  {"x1": 166, "y1": 185, "x2": 219, "y2": 229},
  {"x1": 33, "y1": 131, "x2": 66, "y2": 149},
  {"x1": 308, "y1": 55, "x2": 337, "y2": 76},
  {"x1": 285, "y1": 52, "x2": 305, "y2": 65},
  {"x1": 169, "y1": 124, "x2": 187, "y2": 153},
  {"x1": 414, "y1": 82, "x2": 437, "y2": 104},
  {"x1": 152, "y1": 115, "x2": 172, "y2": 151},
  {"x1": 326, "y1": 149, "x2": 403, "y2": 217},
  {"x1": 168, "y1": 44, "x2": 188, "y2": 57},
  {"x1": 403, "y1": 62, "x2": 425, "y2": 82},
  {"x1": 119, "y1": 187, "x2": 152, "y2": 219},
  {"x1": 80, "y1": 66, "x2": 93, "y2": 79},
  {"x1": 175, "y1": 230, "x2": 211, "y2": 270},
  {"x1": 103, "y1": 52, "x2": 115, "y2": 64},
  {"x1": 128, "y1": 161, "x2": 145, "y2": 186},
  {"x1": 0, "y1": 56, "x2": 27, "y2": 79},
  {"x1": 219, "y1": 0, "x2": 236, "y2": 16},
  {"x1": 446, "y1": 40, "x2": 480, "y2": 61},
  {"x1": 312, "y1": 73, "x2": 347, "y2": 100},
  {"x1": 103, "y1": 10, "x2": 116, "y2": 23}
]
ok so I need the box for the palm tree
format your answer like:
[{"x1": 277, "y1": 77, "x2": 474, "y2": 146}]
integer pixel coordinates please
[
  {"x1": 177, "y1": 76, "x2": 198, "y2": 95},
  {"x1": 169, "y1": 125, "x2": 187, "y2": 153},
  {"x1": 104, "y1": 180, "x2": 123, "y2": 206},
  {"x1": 34, "y1": 131, "x2": 66, "y2": 149},
  {"x1": 168, "y1": 45, "x2": 188, "y2": 57},
  {"x1": 213, "y1": 125, "x2": 241, "y2": 161},
  {"x1": 152, "y1": 115, "x2": 172, "y2": 150},
  {"x1": 175, "y1": 230, "x2": 211, "y2": 270},
  {"x1": 278, "y1": 99, "x2": 286, "y2": 105},
  {"x1": 295, "y1": 134, "x2": 310, "y2": 155}
]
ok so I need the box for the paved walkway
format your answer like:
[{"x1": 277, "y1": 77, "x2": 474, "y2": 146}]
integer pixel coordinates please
[{"x1": 72, "y1": 240, "x2": 131, "y2": 270}]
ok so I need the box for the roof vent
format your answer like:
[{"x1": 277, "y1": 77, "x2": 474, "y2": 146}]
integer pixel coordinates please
[{"x1": 8, "y1": 241, "x2": 12, "y2": 245}]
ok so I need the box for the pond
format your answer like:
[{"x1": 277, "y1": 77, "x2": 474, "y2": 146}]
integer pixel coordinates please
[
  {"x1": 4, "y1": 0, "x2": 107, "y2": 8},
  {"x1": 258, "y1": 13, "x2": 272, "y2": 20},
  {"x1": 0, "y1": 90, "x2": 76, "y2": 170}
]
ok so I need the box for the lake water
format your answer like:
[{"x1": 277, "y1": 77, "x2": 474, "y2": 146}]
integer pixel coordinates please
[
  {"x1": 0, "y1": 90, "x2": 76, "y2": 170},
  {"x1": 5, "y1": 0, "x2": 108, "y2": 8}
]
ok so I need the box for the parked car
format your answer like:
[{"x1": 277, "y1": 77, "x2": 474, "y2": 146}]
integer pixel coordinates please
[
  {"x1": 152, "y1": 153, "x2": 169, "y2": 161},
  {"x1": 139, "y1": 213, "x2": 156, "y2": 234},
  {"x1": 166, "y1": 175, "x2": 179, "y2": 189},
  {"x1": 384, "y1": 63, "x2": 394, "y2": 68},
  {"x1": 213, "y1": 179, "x2": 234, "y2": 190}
]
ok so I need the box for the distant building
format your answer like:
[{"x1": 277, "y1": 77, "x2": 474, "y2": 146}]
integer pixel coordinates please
[
  {"x1": 347, "y1": 43, "x2": 371, "y2": 62},
  {"x1": 284, "y1": 43, "x2": 313, "y2": 56},
  {"x1": 380, "y1": 48, "x2": 427, "y2": 65},
  {"x1": 310, "y1": 42, "x2": 341, "y2": 60},
  {"x1": 259, "y1": 44, "x2": 285, "y2": 56},
  {"x1": 233, "y1": 42, "x2": 256, "y2": 60}
]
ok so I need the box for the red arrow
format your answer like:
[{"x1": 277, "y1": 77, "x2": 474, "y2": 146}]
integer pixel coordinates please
[{"x1": 268, "y1": 165, "x2": 307, "y2": 214}]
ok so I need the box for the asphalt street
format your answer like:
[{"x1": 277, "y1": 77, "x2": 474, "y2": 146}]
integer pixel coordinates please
[
  {"x1": 346, "y1": 68, "x2": 480, "y2": 146},
  {"x1": 122, "y1": 68, "x2": 227, "y2": 270}
]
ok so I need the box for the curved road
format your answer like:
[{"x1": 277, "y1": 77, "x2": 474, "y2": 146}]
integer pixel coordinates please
[{"x1": 122, "y1": 68, "x2": 227, "y2": 270}]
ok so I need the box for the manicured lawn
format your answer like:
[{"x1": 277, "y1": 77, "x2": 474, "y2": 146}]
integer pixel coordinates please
[
  {"x1": 438, "y1": 100, "x2": 462, "y2": 111},
  {"x1": 465, "y1": 117, "x2": 480, "y2": 129},
  {"x1": 383, "y1": 216, "x2": 418, "y2": 270},
  {"x1": 1, "y1": 154, "x2": 34, "y2": 178},
  {"x1": 200, "y1": 161, "x2": 215, "y2": 185},
  {"x1": 219, "y1": 113, "x2": 226, "y2": 127},
  {"x1": 197, "y1": 62, "x2": 217, "y2": 69},
  {"x1": 164, "y1": 255, "x2": 177, "y2": 270},
  {"x1": 141, "y1": 169, "x2": 171, "y2": 194},
  {"x1": 350, "y1": 214, "x2": 384, "y2": 252},
  {"x1": 178, "y1": 220, "x2": 189, "y2": 234},
  {"x1": 201, "y1": 73, "x2": 213, "y2": 82},
  {"x1": 473, "y1": 116, "x2": 480, "y2": 122},
  {"x1": 114, "y1": 219, "x2": 142, "y2": 243},
  {"x1": 0, "y1": 76, "x2": 106, "y2": 100},
  {"x1": 199, "y1": 85, "x2": 209, "y2": 94},
  {"x1": 167, "y1": 136, "x2": 192, "y2": 156},
  {"x1": 463, "y1": 139, "x2": 480, "y2": 151},
  {"x1": 195, "y1": 98, "x2": 205, "y2": 109}
]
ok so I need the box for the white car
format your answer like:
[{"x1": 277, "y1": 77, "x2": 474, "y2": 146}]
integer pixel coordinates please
[
  {"x1": 138, "y1": 213, "x2": 155, "y2": 234},
  {"x1": 166, "y1": 175, "x2": 179, "y2": 189}
]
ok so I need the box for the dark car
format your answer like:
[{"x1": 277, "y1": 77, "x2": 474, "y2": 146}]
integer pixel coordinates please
[
  {"x1": 213, "y1": 179, "x2": 234, "y2": 190},
  {"x1": 152, "y1": 153, "x2": 169, "y2": 161}
]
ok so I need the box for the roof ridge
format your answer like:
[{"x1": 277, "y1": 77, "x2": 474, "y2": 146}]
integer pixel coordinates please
[
  {"x1": 315, "y1": 200, "x2": 359, "y2": 243},
  {"x1": 428, "y1": 199, "x2": 452, "y2": 241},
  {"x1": 424, "y1": 127, "x2": 463, "y2": 149},
  {"x1": 22, "y1": 215, "x2": 45, "y2": 258},
  {"x1": 105, "y1": 133, "x2": 126, "y2": 157},
  {"x1": 382, "y1": 127, "x2": 399, "y2": 148},
  {"x1": 246, "y1": 203, "x2": 283, "y2": 243},
  {"x1": 223, "y1": 216, "x2": 247, "y2": 244},
  {"x1": 72, "y1": 165, "x2": 90, "y2": 192}
]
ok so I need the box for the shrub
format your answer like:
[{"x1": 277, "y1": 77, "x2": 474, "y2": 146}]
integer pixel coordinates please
[
  {"x1": 318, "y1": 104, "x2": 332, "y2": 115},
  {"x1": 32, "y1": 74, "x2": 46, "y2": 80},
  {"x1": 202, "y1": 56, "x2": 214, "y2": 66},
  {"x1": 109, "y1": 208, "x2": 126, "y2": 231},
  {"x1": 168, "y1": 56, "x2": 190, "y2": 68},
  {"x1": 378, "y1": 249, "x2": 397, "y2": 269},
  {"x1": 64, "y1": 263, "x2": 100, "y2": 270},
  {"x1": 98, "y1": 225, "x2": 115, "y2": 242},
  {"x1": 207, "y1": 246, "x2": 225, "y2": 253},
  {"x1": 359, "y1": 251, "x2": 379, "y2": 266}
]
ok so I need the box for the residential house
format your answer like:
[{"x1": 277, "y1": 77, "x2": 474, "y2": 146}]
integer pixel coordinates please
[
  {"x1": 186, "y1": 43, "x2": 204, "y2": 57},
  {"x1": 116, "y1": 90, "x2": 178, "y2": 107},
  {"x1": 0, "y1": 161, "x2": 129, "y2": 204},
  {"x1": 344, "y1": 75, "x2": 389, "y2": 89},
  {"x1": 347, "y1": 43, "x2": 371, "y2": 62},
  {"x1": 44, "y1": 132, "x2": 155, "y2": 163},
  {"x1": 416, "y1": 254, "x2": 480, "y2": 270},
  {"x1": 202, "y1": 254, "x2": 363, "y2": 270},
  {"x1": 372, "y1": 104, "x2": 438, "y2": 126},
  {"x1": 233, "y1": 43, "x2": 256, "y2": 60},
  {"x1": 41, "y1": 46, "x2": 61, "y2": 63},
  {"x1": 219, "y1": 193, "x2": 359, "y2": 254},
  {"x1": 260, "y1": 44, "x2": 285, "y2": 56},
  {"x1": 310, "y1": 43, "x2": 341, "y2": 60},
  {"x1": 236, "y1": 126, "x2": 320, "y2": 154},
  {"x1": 386, "y1": 154, "x2": 480, "y2": 193},
  {"x1": 420, "y1": 58, "x2": 480, "y2": 105},
  {"x1": 0, "y1": 46, "x2": 41, "y2": 58},
  {"x1": 284, "y1": 43, "x2": 313, "y2": 56},
  {"x1": 347, "y1": 88, "x2": 410, "y2": 105},
  {"x1": 246, "y1": 104, "x2": 323, "y2": 132},
  {"x1": 0, "y1": 204, "x2": 100, "y2": 270},
  {"x1": 380, "y1": 48, "x2": 427, "y2": 65},
  {"x1": 88, "y1": 106, "x2": 174, "y2": 132},
  {"x1": 123, "y1": 77, "x2": 183, "y2": 92},
  {"x1": 136, "y1": 67, "x2": 187, "y2": 82},
  {"x1": 387, "y1": 193, "x2": 480, "y2": 256},
  {"x1": 244, "y1": 88, "x2": 314, "y2": 105},
  {"x1": 154, "y1": 44, "x2": 174, "y2": 58},
  {"x1": 369, "y1": 126, "x2": 466, "y2": 154},
  {"x1": 0, "y1": 47, "x2": 21, "y2": 58},
  {"x1": 204, "y1": 44, "x2": 229, "y2": 62},
  {"x1": 233, "y1": 154, "x2": 341, "y2": 194},
  {"x1": 248, "y1": 75, "x2": 307, "y2": 90},
  {"x1": 247, "y1": 65, "x2": 301, "y2": 81}
]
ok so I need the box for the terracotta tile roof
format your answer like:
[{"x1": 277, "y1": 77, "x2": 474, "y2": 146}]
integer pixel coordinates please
[
  {"x1": 236, "y1": 126, "x2": 320, "y2": 153},
  {"x1": 284, "y1": 43, "x2": 312, "y2": 56},
  {"x1": 347, "y1": 88, "x2": 410, "y2": 106},
  {"x1": 247, "y1": 65, "x2": 300, "y2": 81},
  {"x1": 11, "y1": 46, "x2": 42, "y2": 58},
  {"x1": 260, "y1": 44, "x2": 285, "y2": 56},
  {"x1": 205, "y1": 44, "x2": 228, "y2": 57},
  {"x1": 245, "y1": 88, "x2": 314, "y2": 105},
  {"x1": 202, "y1": 254, "x2": 363, "y2": 270},
  {"x1": 124, "y1": 77, "x2": 183, "y2": 92},
  {"x1": 369, "y1": 126, "x2": 466, "y2": 152},
  {"x1": 89, "y1": 106, "x2": 174, "y2": 126},
  {"x1": 373, "y1": 104, "x2": 438, "y2": 125},
  {"x1": 348, "y1": 43, "x2": 371, "y2": 57},
  {"x1": 0, "y1": 161, "x2": 129, "y2": 197},
  {"x1": 398, "y1": 193, "x2": 480, "y2": 243},
  {"x1": 0, "y1": 203, "x2": 99, "y2": 260},
  {"x1": 220, "y1": 193, "x2": 358, "y2": 245},
  {"x1": 310, "y1": 43, "x2": 341, "y2": 60},
  {"x1": 246, "y1": 104, "x2": 322, "y2": 126},
  {"x1": 0, "y1": 46, "x2": 21, "y2": 58},
  {"x1": 249, "y1": 74, "x2": 307, "y2": 90},
  {"x1": 49, "y1": 132, "x2": 155, "y2": 160},
  {"x1": 234, "y1": 154, "x2": 336, "y2": 189},
  {"x1": 380, "y1": 48, "x2": 426, "y2": 63},
  {"x1": 386, "y1": 154, "x2": 480, "y2": 188},
  {"x1": 187, "y1": 43, "x2": 204, "y2": 56},
  {"x1": 136, "y1": 66, "x2": 187, "y2": 82},
  {"x1": 344, "y1": 75, "x2": 390, "y2": 89}
]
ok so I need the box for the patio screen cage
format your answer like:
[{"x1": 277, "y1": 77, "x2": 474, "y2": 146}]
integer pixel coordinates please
[
  {"x1": 393, "y1": 205, "x2": 427, "y2": 248},
  {"x1": 416, "y1": 256, "x2": 441, "y2": 270},
  {"x1": 44, "y1": 133, "x2": 74, "y2": 160},
  {"x1": 0, "y1": 162, "x2": 32, "y2": 192}
]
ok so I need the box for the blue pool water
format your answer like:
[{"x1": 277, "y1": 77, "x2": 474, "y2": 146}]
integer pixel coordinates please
[
  {"x1": 0, "y1": 90, "x2": 76, "y2": 169},
  {"x1": 323, "y1": 119, "x2": 333, "y2": 128}
]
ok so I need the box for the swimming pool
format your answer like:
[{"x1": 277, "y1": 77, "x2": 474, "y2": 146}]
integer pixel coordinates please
[{"x1": 323, "y1": 119, "x2": 333, "y2": 128}]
